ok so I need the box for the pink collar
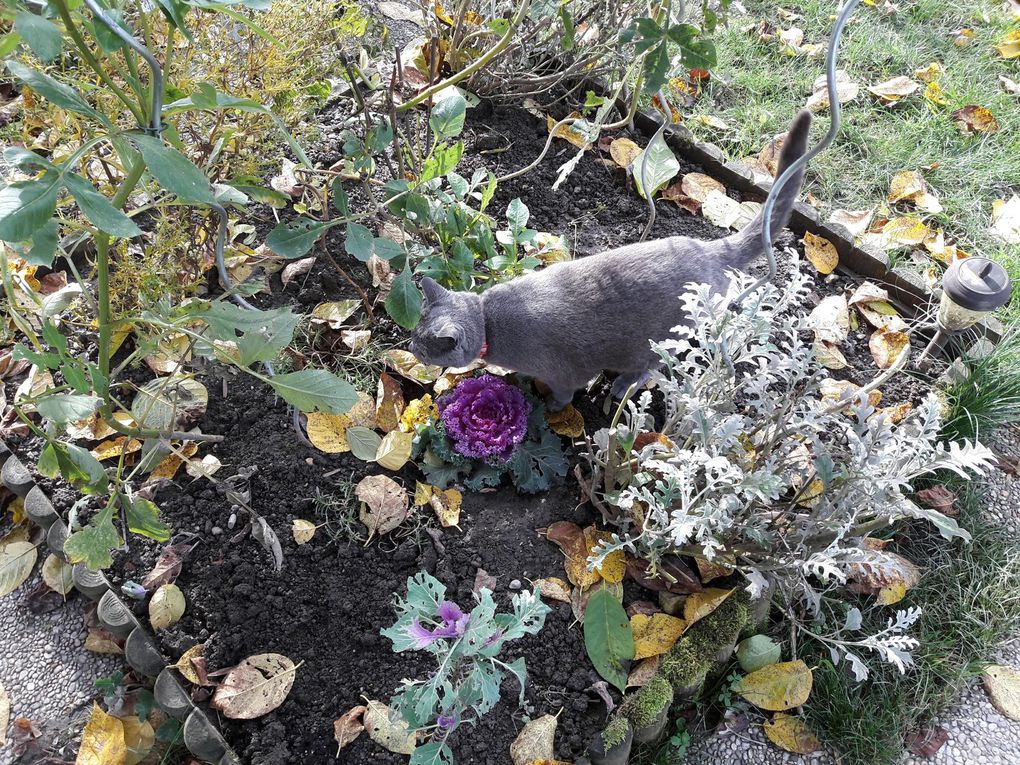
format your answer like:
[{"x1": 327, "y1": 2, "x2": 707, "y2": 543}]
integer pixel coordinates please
[{"x1": 479, "y1": 342, "x2": 489, "y2": 359}]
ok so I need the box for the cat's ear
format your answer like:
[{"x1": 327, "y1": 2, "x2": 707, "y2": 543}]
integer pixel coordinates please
[{"x1": 420, "y1": 277, "x2": 447, "y2": 304}]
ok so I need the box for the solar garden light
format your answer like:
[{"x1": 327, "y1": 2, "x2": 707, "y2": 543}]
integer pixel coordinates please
[{"x1": 915, "y1": 257, "x2": 1012, "y2": 370}]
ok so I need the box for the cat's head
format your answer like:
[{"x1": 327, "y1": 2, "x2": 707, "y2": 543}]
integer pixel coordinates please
[{"x1": 408, "y1": 277, "x2": 484, "y2": 367}]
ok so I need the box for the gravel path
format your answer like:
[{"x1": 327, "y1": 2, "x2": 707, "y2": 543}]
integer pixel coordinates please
[
  {"x1": 0, "y1": 562, "x2": 121, "y2": 765},
  {"x1": 685, "y1": 427, "x2": 1020, "y2": 765}
]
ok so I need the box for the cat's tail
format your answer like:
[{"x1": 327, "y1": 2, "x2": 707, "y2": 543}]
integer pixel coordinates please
[{"x1": 726, "y1": 109, "x2": 812, "y2": 265}]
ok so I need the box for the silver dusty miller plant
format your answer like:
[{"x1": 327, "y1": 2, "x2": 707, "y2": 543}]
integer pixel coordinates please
[{"x1": 583, "y1": 267, "x2": 995, "y2": 679}]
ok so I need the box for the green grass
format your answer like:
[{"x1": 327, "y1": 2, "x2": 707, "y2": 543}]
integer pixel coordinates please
[
  {"x1": 685, "y1": 0, "x2": 1020, "y2": 314},
  {"x1": 940, "y1": 320, "x2": 1020, "y2": 441},
  {"x1": 802, "y1": 479, "x2": 1020, "y2": 765}
]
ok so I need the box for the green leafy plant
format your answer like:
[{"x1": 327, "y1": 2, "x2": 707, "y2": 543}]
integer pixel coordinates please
[
  {"x1": 381, "y1": 571, "x2": 551, "y2": 765},
  {"x1": 583, "y1": 585, "x2": 635, "y2": 693},
  {"x1": 1, "y1": 0, "x2": 356, "y2": 568},
  {"x1": 652, "y1": 718, "x2": 691, "y2": 764}
]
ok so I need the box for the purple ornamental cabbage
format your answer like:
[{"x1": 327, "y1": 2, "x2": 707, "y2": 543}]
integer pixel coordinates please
[
  {"x1": 406, "y1": 601, "x2": 470, "y2": 648},
  {"x1": 438, "y1": 374, "x2": 531, "y2": 461}
]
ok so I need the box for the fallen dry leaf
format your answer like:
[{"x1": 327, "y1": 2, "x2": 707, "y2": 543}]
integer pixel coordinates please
[
  {"x1": 924, "y1": 81, "x2": 948, "y2": 107},
  {"x1": 917, "y1": 485, "x2": 957, "y2": 516},
  {"x1": 280, "y1": 257, "x2": 315, "y2": 286},
  {"x1": 627, "y1": 656, "x2": 661, "y2": 688},
  {"x1": 356, "y1": 474, "x2": 409, "y2": 539},
  {"x1": 883, "y1": 216, "x2": 930, "y2": 246},
  {"x1": 545, "y1": 404, "x2": 584, "y2": 438},
  {"x1": 211, "y1": 654, "x2": 299, "y2": 720},
  {"x1": 121, "y1": 716, "x2": 154, "y2": 765},
  {"x1": 631, "y1": 612, "x2": 686, "y2": 660},
  {"x1": 982, "y1": 665, "x2": 1020, "y2": 720},
  {"x1": 991, "y1": 195, "x2": 1020, "y2": 244},
  {"x1": 148, "y1": 441, "x2": 199, "y2": 480},
  {"x1": 375, "y1": 430, "x2": 414, "y2": 471},
  {"x1": 384, "y1": 350, "x2": 443, "y2": 385},
  {"x1": 546, "y1": 521, "x2": 598, "y2": 589},
  {"x1": 849, "y1": 281, "x2": 908, "y2": 331},
  {"x1": 608, "y1": 137, "x2": 641, "y2": 169},
  {"x1": 184, "y1": 454, "x2": 221, "y2": 480},
  {"x1": 305, "y1": 411, "x2": 352, "y2": 454},
  {"x1": 802, "y1": 232, "x2": 839, "y2": 274},
  {"x1": 41, "y1": 554, "x2": 73, "y2": 595},
  {"x1": 888, "y1": 170, "x2": 942, "y2": 213},
  {"x1": 0, "y1": 540, "x2": 38, "y2": 598},
  {"x1": 430, "y1": 487, "x2": 462, "y2": 527},
  {"x1": 696, "y1": 555, "x2": 735, "y2": 584},
  {"x1": 375, "y1": 372, "x2": 405, "y2": 434},
  {"x1": 807, "y1": 296, "x2": 850, "y2": 345},
  {"x1": 829, "y1": 208, "x2": 874, "y2": 237},
  {"x1": 76, "y1": 704, "x2": 126, "y2": 765},
  {"x1": 820, "y1": 378, "x2": 883, "y2": 413},
  {"x1": 333, "y1": 705, "x2": 367, "y2": 752},
  {"x1": 311, "y1": 300, "x2": 360, "y2": 330},
  {"x1": 735, "y1": 660, "x2": 814, "y2": 711},
  {"x1": 869, "y1": 328, "x2": 910, "y2": 369},
  {"x1": 84, "y1": 628, "x2": 124, "y2": 655},
  {"x1": 144, "y1": 333, "x2": 191, "y2": 375},
  {"x1": 510, "y1": 714, "x2": 557, "y2": 765},
  {"x1": 867, "y1": 75, "x2": 919, "y2": 105},
  {"x1": 292, "y1": 519, "x2": 316, "y2": 545},
  {"x1": 952, "y1": 28, "x2": 975, "y2": 46},
  {"x1": 847, "y1": 549, "x2": 920, "y2": 605},
  {"x1": 0, "y1": 681, "x2": 8, "y2": 747},
  {"x1": 547, "y1": 113, "x2": 593, "y2": 150},
  {"x1": 681, "y1": 172, "x2": 726, "y2": 204},
  {"x1": 684, "y1": 587, "x2": 735, "y2": 625},
  {"x1": 805, "y1": 69, "x2": 859, "y2": 112},
  {"x1": 534, "y1": 577, "x2": 572, "y2": 603},
  {"x1": 694, "y1": 114, "x2": 730, "y2": 130},
  {"x1": 90, "y1": 436, "x2": 143, "y2": 461},
  {"x1": 875, "y1": 401, "x2": 914, "y2": 425},
  {"x1": 906, "y1": 726, "x2": 950, "y2": 757},
  {"x1": 764, "y1": 713, "x2": 821, "y2": 754},
  {"x1": 175, "y1": 644, "x2": 208, "y2": 685},
  {"x1": 141, "y1": 546, "x2": 183, "y2": 590},
  {"x1": 584, "y1": 526, "x2": 626, "y2": 584},
  {"x1": 364, "y1": 700, "x2": 416, "y2": 754},
  {"x1": 952, "y1": 105, "x2": 999, "y2": 135},
  {"x1": 999, "y1": 74, "x2": 1020, "y2": 94},
  {"x1": 149, "y1": 583, "x2": 185, "y2": 630},
  {"x1": 914, "y1": 62, "x2": 943, "y2": 82}
]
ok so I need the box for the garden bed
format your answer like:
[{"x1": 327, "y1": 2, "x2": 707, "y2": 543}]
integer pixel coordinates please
[{"x1": 40, "y1": 100, "x2": 937, "y2": 764}]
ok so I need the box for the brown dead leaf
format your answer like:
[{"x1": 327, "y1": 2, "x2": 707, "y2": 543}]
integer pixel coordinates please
[
  {"x1": 533, "y1": 577, "x2": 572, "y2": 603},
  {"x1": 375, "y1": 373, "x2": 405, "y2": 434},
  {"x1": 84, "y1": 628, "x2": 124, "y2": 655},
  {"x1": 952, "y1": 105, "x2": 1000, "y2": 135},
  {"x1": 175, "y1": 644, "x2": 210, "y2": 685},
  {"x1": 608, "y1": 137, "x2": 641, "y2": 169},
  {"x1": 805, "y1": 69, "x2": 859, "y2": 112},
  {"x1": 545, "y1": 404, "x2": 584, "y2": 438},
  {"x1": 546, "y1": 521, "x2": 598, "y2": 588},
  {"x1": 917, "y1": 485, "x2": 957, "y2": 517},
  {"x1": 430, "y1": 487, "x2": 462, "y2": 527},
  {"x1": 828, "y1": 208, "x2": 874, "y2": 237},
  {"x1": 334, "y1": 705, "x2": 367, "y2": 752},
  {"x1": 696, "y1": 555, "x2": 735, "y2": 584},
  {"x1": 867, "y1": 75, "x2": 919, "y2": 105},
  {"x1": 661, "y1": 184, "x2": 702, "y2": 214},
  {"x1": 681, "y1": 172, "x2": 726, "y2": 204},
  {"x1": 874, "y1": 401, "x2": 913, "y2": 425},
  {"x1": 869, "y1": 328, "x2": 910, "y2": 369},
  {"x1": 141, "y1": 546, "x2": 183, "y2": 590},
  {"x1": 849, "y1": 281, "x2": 908, "y2": 331},
  {"x1": 625, "y1": 556, "x2": 702, "y2": 594},
  {"x1": 906, "y1": 726, "x2": 949, "y2": 757},
  {"x1": 281, "y1": 257, "x2": 315, "y2": 287},
  {"x1": 356, "y1": 475, "x2": 409, "y2": 540},
  {"x1": 846, "y1": 549, "x2": 920, "y2": 605},
  {"x1": 627, "y1": 656, "x2": 661, "y2": 688}
]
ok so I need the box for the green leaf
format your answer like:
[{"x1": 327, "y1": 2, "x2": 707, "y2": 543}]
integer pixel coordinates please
[
  {"x1": 634, "y1": 131, "x2": 680, "y2": 199},
  {"x1": 236, "y1": 309, "x2": 301, "y2": 366},
  {"x1": 667, "y1": 23, "x2": 717, "y2": 69},
  {"x1": 0, "y1": 175, "x2": 60, "y2": 242},
  {"x1": 507, "y1": 430, "x2": 568, "y2": 493},
  {"x1": 38, "y1": 442, "x2": 109, "y2": 496},
  {"x1": 331, "y1": 177, "x2": 350, "y2": 216},
  {"x1": 154, "y1": 0, "x2": 193, "y2": 40},
  {"x1": 14, "y1": 10, "x2": 63, "y2": 62},
  {"x1": 129, "y1": 134, "x2": 216, "y2": 204},
  {"x1": 25, "y1": 219, "x2": 60, "y2": 266},
  {"x1": 5, "y1": 61, "x2": 107, "y2": 123},
  {"x1": 421, "y1": 141, "x2": 464, "y2": 182},
  {"x1": 385, "y1": 266, "x2": 422, "y2": 330},
  {"x1": 346, "y1": 426, "x2": 382, "y2": 461},
  {"x1": 35, "y1": 394, "x2": 102, "y2": 423},
  {"x1": 131, "y1": 376, "x2": 208, "y2": 431},
  {"x1": 88, "y1": 8, "x2": 130, "y2": 52},
  {"x1": 0, "y1": 32, "x2": 22, "y2": 58},
  {"x1": 64, "y1": 173, "x2": 143, "y2": 238},
  {"x1": 429, "y1": 88, "x2": 467, "y2": 140},
  {"x1": 125, "y1": 497, "x2": 171, "y2": 542},
  {"x1": 345, "y1": 223, "x2": 374, "y2": 262},
  {"x1": 191, "y1": 81, "x2": 218, "y2": 109},
  {"x1": 265, "y1": 217, "x2": 339, "y2": 258},
  {"x1": 228, "y1": 182, "x2": 290, "y2": 208},
  {"x1": 3, "y1": 146, "x2": 56, "y2": 171},
  {"x1": 642, "y1": 43, "x2": 671, "y2": 94},
  {"x1": 267, "y1": 369, "x2": 359, "y2": 414},
  {"x1": 410, "y1": 742, "x2": 454, "y2": 765},
  {"x1": 64, "y1": 508, "x2": 121, "y2": 570},
  {"x1": 583, "y1": 587, "x2": 634, "y2": 693},
  {"x1": 506, "y1": 198, "x2": 529, "y2": 231}
]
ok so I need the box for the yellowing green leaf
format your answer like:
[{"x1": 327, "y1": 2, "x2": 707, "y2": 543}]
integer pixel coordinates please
[
  {"x1": 363, "y1": 699, "x2": 416, "y2": 754},
  {"x1": 42, "y1": 553, "x2": 74, "y2": 595},
  {"x1": 631, "y1": 612, "x2": 686, "y2": 660},
  {"x1": 292, "y1": 519, "x2": 316, "y2": 545},
  {"x1": 735, "y1": 660, "x2": 813, "y2": 711},
  {"x1": 802, "y1": 232, "x2": 839, "y2": 274},
  {"x1": 305, "y1": 412, "x2": 352, "y2": 453},
  {"x1": 375, "y1": 430, "x2": 414, "y2": 471},
  {"x1": 76, "y1": 703, "x2": 126, "y2": 765},
  {"x1": 763, "y1": 713, "x2": 822, "y2": 754}
]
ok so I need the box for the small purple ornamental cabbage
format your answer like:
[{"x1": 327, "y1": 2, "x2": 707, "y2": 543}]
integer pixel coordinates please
[
  {"x1": 405, "y1": 600, "x2": 471, "y2": 648},
  {"x1": 436, "y1": 712, "x2": 458, "y2": 732},
  {"x1": 439, "y1": 374, "x2": 531, "y2": 460}
]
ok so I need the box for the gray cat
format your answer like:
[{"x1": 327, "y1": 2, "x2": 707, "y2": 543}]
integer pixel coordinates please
[{"x1": 409, "y1": 110, "x2": 812, "y2": 411}]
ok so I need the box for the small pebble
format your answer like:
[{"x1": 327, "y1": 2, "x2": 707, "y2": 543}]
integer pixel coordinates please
[
  {"x1": 212, "y1": 526, "x2": 223, "y2": 536},
  {"x1": 228, "y1": 513, "x2": 237, "y2": 529},
  {"x1": 509, "y1": 579, "x2": 522, "y2": 591}
]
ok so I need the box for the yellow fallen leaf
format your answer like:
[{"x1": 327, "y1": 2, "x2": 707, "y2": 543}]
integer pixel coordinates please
[
  {"x1": 413, "y1": 482, "x2": 434, "y2": 507},
  {"x1": 175, "y1": 644, "x2": 206, "y2": 685},
  {"x1": 7, "y1": 496, "x2": 27, "y2": 525},
  {"x1": 849, "y1": 281, "x2": 908, "y2": 332},
  {"x1": 735, "y1": 660, "x2": 814, "y2": 711},
  {"x1": 802, "y1": 232, "x2": 839, "y2": 274},
  {"x1": 828, "y1": 208, "x2": 874, "y2": 237},
  {"x1": 875, "y1": 401, "x2": 913, "y2": 425},
  {"x1": 883, "y1": 216, "x2": 930, "y2": 246},
  {"x1": 398, "y1": 395, "x2": 438, "y2": 432},
  {"x1": 305, "y1": 412, "x2": 352, "y2": 453},
  {"x1": 545, "y1": 404, "x2": 585, "y2": 438},
  {"x1": 982, "y1": 665, "x2": 1020, "y2": 720},
  {"x1": 310, "y1": 300, "x2": 360, "y2": 329},
  {"x1": 510, "y1": 714, "x2": 557, "y2": 765},
  {"x1": 887, "y1": 170, "x2": 927, "y2": 205},
  {"x1": 364, "y1": 700, "x2": 416, "y2": 754},
  {"x1": 121, "y1": 716, "x2": 155, "y2": 765},
  {"x1": 584, "y1": 527, "x2": 626, "y2": 584},
  {"x1": 681, "y1": 172, "x2": 726, "y2": 203},
  {"x1": 384, "y1": 350, "x2": 442, "y2": 384},
  {"x1": 42, "y1": 554, "x2": 74, "y2": 595},
  {"x1": 84, "y1": 629, "x2": 123, "y2": 655},
  {"x1": 997, "y1": 29, "x2": 1020, "y2": 59},
  {"x1": 347, "y1": 391, "x2": 378, "y2": 428},
  {"x1": 820, "y1": 378, "x2": 883, "y2": 414},
  {"x1": 991, "y1": 195, "x2": 1020, "y2": 244},
  {"x1": 952, "y1": 28, "x2": 975, "y2": 46},
  {"x1": 547, "y1": 522, "x2": 600, "y2": 589},
  {"x1": 148, "y1": 441, "x2": 199, "y2": 480},
  {"x1": 292, "y1": 519, "x2": 316, "y2": 545},
  {"x1": 764, "y1": 713, "x2": 822, "y2": 754},
  {"x1": 547, "y1": 113, "x2": 592, "y2": 149},
  {"x1": 90, "y1": 436, "x2": 142, "y2": 461},
  {"x1": 696, "y1": 556, "x2": 735, "y2": 584},
  {"x1": 375, "y1": 430, "x2": 414, "y2": 471},
  {"x1": 913, "y1": 62, "x2": 943, "y2": 82},
  {"x1": 608, "y1": 137, "x2": 641, "y2": 169},
  {"x1": 631, "y1": 612, "x2": 687, "y2": 660},
  {"x1": 694, "y1": 114, "x2": 730, "y2": 130},
  {"x1": 952, "y1": 105, "x2": 1000, "y2": 135},
  {"x1": 924, "y1": 81, "x2": 947, "y2": 106},
  {"x1": 144, "y1": 333, "x2": 191, "y2": 375},
  {"x1": 683, "y1": 587, "x2": 735, "y2": 625},
  {"x1": 869, "y1": 328, "x2": 910, "y2": 369},
  {"x1": 533, "y1": 577, "x2": 572, "y2": 603},
  {"x1": 430, "y1": 487, "x2": 462, "y2": 527},
  {"x1": 77, "y1": 703, "x2": 126, "y2": 765}
]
